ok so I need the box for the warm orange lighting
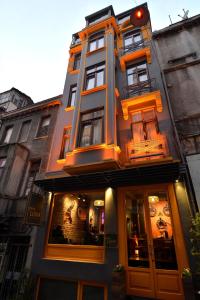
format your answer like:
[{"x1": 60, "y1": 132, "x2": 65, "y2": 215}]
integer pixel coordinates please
[
  {"x1": 135, "y1": 9, "x2": 143, "y2": 19},
  {"x1": 94, "y1": 200, "x2": 104, "y2": 207},
  {"x1": 148, "y1": 196, "x2": 159, "y2": 203}
]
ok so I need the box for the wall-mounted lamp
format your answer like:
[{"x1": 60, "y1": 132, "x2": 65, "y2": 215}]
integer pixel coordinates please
[
  {"x1": 148, "y1": 196, "x2": 159, "y2": 203},
  {"x1": 94, "y1": 200, "x2": 104, "y2": 207}
]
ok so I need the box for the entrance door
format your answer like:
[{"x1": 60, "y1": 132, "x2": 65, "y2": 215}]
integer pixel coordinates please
[{"x1": 118, "y1": 185, "x2": 188, "y2": 300}]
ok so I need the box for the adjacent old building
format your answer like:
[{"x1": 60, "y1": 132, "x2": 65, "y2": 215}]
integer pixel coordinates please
[
  {"x1": 0, "y1": 93, "x2": 61, "y2": 299},
  {"x1": 31, "y1": 3, "x2": 194, "y2": 300},
  {"x1": 153, "y1": 13, "x2": 200, "y2": 211}
]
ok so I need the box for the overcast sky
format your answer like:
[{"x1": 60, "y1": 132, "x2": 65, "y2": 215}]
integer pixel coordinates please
[{"x1": 0, "y1": 0, "x2": 199, "y2": 102}]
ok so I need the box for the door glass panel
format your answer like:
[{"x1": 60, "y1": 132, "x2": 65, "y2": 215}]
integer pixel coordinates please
[
  {"x1": 148, "y1": 191, "x2": 178, "y2": 270},
  {"x1": 82, "y1": 285, "x2": 104, "y2": 300},
  {"x1": 126, "y1": 191, "x2": 149, "y2": 268}
]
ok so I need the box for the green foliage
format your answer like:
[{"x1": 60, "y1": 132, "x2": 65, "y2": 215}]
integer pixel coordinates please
[{"x1": 190, "y1": 213, "x2": 200, "y2": 273}]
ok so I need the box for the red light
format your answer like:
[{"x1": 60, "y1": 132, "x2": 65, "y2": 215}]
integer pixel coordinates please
[{"x1": 135, "y1": 9, "x2": 143, "y2": 19}]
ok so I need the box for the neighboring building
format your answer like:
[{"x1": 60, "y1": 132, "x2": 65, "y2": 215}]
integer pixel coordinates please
[
  {"x1": 0, "y1": 94, "x2": 61, "y2": 299},
  {"x1": 153, "y1": 14, "x2": 200, "y2": 210},
  {"x1": 32, "y1": 4, "x2": 194, "y2": 300},
  {"x1": 0, "y1": 87, "x2": 33, "y2": 114}
]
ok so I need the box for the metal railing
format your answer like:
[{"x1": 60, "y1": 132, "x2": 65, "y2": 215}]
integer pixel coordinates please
[
  {"x1": 127, "y1": 135, "x2": 168, "y2": 161},
  {"x1": 123, "y1": 78, "x2": 156, "y2": 99},
  {"x1": 120, "y1": 39, "x2": 148, "y2": 56}
]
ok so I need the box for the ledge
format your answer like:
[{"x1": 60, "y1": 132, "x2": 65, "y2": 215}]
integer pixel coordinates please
[
  {"x1": 121, "y1": 90, "x2": 163, "y2": 120},
  {"x1": 69, "y1": 69, "x2": 80, "y2": 75},
  {"x1": 65, "y1": 106, "x2": 75, "y2": 112},
  {"x1": 120, "y1": 47, "x2": 151, "y2": 72},
  {"x1": 81, "y1": 84, "x2": 107, "y2": 96}
]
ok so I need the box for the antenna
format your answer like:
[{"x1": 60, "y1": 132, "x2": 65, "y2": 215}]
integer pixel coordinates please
[
  {"x1": 169, "y1": 15, "x2": 173, "y2": 25},
  {"x1": 178, "y1": 9, "x2": 189, "y2": 20}
]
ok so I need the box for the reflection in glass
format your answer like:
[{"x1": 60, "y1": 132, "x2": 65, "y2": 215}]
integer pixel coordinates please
[
  {"x1": 148, "y1": 192, "x2": 178, "y2": 270},
  {"x1": 48, "y1": 191, "x2": 105, "y2": 246},
  {"x1": 126, "y1": 192, "x2": 149, "y2": 268}
]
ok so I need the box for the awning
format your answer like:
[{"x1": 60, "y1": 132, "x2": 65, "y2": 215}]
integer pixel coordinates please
[{"x1": 35, "y1": 161, "x2": 182, "y2": 192}]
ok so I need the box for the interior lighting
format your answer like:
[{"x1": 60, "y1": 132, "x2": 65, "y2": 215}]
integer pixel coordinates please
[
  {"x1": 148, "y1": 195, "x2": 159, "y2": 203},
  {"x1": 94, "y1": 200, "x2": 104, "y2": 207}
]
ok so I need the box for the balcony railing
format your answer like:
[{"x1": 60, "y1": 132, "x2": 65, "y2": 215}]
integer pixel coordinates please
[
  {"x1": 123, "y1": 78, "x2": 156, "y2": 99},
  {"x1": 127, "y1": 135, "x2": 168, "y2": 162},
  {"x1": 120, "y1": 39, "x2": 147, "y2": 56}
]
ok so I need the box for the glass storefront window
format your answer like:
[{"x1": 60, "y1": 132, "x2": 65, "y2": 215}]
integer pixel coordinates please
[
  {"x1": 48, "y1": 191, "x2": 105, "y2": 246},
  {"x1": 126, "y1": 191, "x2": 149, "y2": 268}
]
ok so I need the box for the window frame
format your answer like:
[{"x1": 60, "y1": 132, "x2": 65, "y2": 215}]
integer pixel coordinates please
[
  {"x1": 73, "y1": 53, "x2": 81, "y2": 70},
  {"x1": 0, "y1": 157, "x2": 6, "y2": 178},
  {"x1": 131, "y1": 108, "x2": 159, "y2": 141},
  {"x1": 88, "y1": 32, "x2": 105, "y2": 52},
  {"x1": 18, "y1": 120, "x2": 31, "y2": 143},
  {"x1": 59, "y1": 127, "x2": 71, "y2": 159},
  {"x1": 78, "y1": 108, "x2": 104, "y2": 147},
  {"x1": 36, "y1": 116, "x2": 51, "y2": 138},
  {"x1": 84, "y1": 63, "x2": 105, "y2": 91},
  {"x1": 68, "y1": 85, "x2": 77, "y2": 107},
  {"x1": 126, "y1": 61, "x2": 149, "y2": 87},
  {"x1": 124, "y1": 30, "x2": 143, "y2": 48},
  {"x1": 1, "y1": 126, "x2": 13, "y2": 144}
]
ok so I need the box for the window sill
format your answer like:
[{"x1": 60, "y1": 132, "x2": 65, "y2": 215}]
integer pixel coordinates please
[
  {"x1": 86, "y1": 46, "x2": 105, "y2": 56},
  {"x1": 65, "y1": 106, "x2": 75, "y2": 112},
  {"x1": 81, "y1": 84, "x2": 107, "y2": 96},
  {"x1": 69, "y1": 69, "x2": 80, "y2": 75},
  {"x1": 45, "y1": 244, "x2": 104, "y2": 263}
]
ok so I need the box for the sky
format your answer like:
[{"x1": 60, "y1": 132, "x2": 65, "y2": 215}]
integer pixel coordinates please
[{"x1": 0, "y1": 0, "x2": 200, "y2": 102}]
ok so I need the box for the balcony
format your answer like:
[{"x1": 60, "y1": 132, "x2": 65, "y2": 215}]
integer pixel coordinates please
[
  {"x1": 119, "y1": 41, "x2": 151, "y2": 71},
  {"x1": 123, "y1": 78, "x2": 156, "y2": 99},
  {"x1": 127, "y1": 135, "x2": 169, "y2": 163},
  {"x1": 120, "y1": 39, "x2": 146, "y2": 56}
]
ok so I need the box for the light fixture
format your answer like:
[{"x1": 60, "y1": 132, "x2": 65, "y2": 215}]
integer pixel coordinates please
[
  {"x1": 148, "y1": 196, "x2": 159, "y2": 203},
  {"x1": 175, "y1": 179, "x2": 179, "y2": 183},
  {"x1": 94, "y1": 200, "x2": 104, "y2": 207}
]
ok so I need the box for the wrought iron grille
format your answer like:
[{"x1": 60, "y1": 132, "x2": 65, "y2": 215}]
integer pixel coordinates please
[{"x1": 124, "y1": 78, "x2": 156, "y2": 99}]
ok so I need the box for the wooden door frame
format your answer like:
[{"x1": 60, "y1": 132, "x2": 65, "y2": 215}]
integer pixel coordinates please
[{"x1": 117, "y1": 183, "x2": 189, "y2": 299}]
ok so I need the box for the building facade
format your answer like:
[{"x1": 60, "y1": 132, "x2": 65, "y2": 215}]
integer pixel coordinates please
[
  {"x1": 0, "y1": 94, "x2": 61, "y2": 299},
  {"x1": 29, "y1": 4, "x2": 196, "y2": 300},
  {"x1": 153, "y1": 14, "x2": 200, "y2": 211}
]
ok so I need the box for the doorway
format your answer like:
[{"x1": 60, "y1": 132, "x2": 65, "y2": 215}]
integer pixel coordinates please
[{"x1": 118, "y1": 184, "x2": 188, "y2": 300}]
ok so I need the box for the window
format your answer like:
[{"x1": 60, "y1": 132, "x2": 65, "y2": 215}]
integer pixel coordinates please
[
  {"x1": 85, "y1": 63, "x2": 105, "y2": 90},
  {"x1": 88, "y1": 13, "x2": 108, "y2": 25},
  {"x1": 60, "y1": 127, "x2": 71, "y2": 158},
  {"x1": 1, "y1": 126, "x2": 13, "y2": 144},
  {"x1": 25, "y1": 161, "x2": 41, "y2": 196},
  {"x1": 18, "y1": 120, "x2": 31, "y2": 142},
  {"x1": 124, "y1": 30, "x2": 142, "y2": 48},
  {"x1": 79, "y1": 109, "x2": 104, "y2": 147},
  {"x1": 88, "y1": 33, "x2": 104, "y2": 52},
  {"x1": 131, "y1": 109, "x2": 158, "y2": 143},
  {"x1": 127, "y1": 61, "x2": 148, "y2": 86},
  {"x1": 68, "y1": 85, "x2": 77, "y2": 107},
  {"x1": 0, "y1": 157, "x2": 6, "y2": 177},
  {"x1": 48, "y1": 191, "x2": 105, "y2": 246},
  {"x1": 118, "y1": 15, "x2": 130, "y2": 25},
  {"x1": 37, "y1": 116, "x2": 50, "y2": 137},
  {"x1": 73, "y1": 53, "x2": 81, "y2": 70}
]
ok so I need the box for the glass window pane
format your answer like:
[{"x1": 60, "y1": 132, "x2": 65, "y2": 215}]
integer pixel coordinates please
[
  {"x1": 128, "y1": 74, "x2": 137, "y2": 85},
  {"x1": 148, "y1": 192, "x2": 178, "y2": 270},
  {"x1": 96, "y1": 71, "x2": 104, "y2": 86},
  {"x1": 98, "y1": 37, "x2": 104, "y2": 48},
  {"x1": 139, "y1": 73, "x2": 148, "y2": 82},
  {"x1": 86, "y1": 76, "x2": 95, "y2": 90},
  {"x1": 81, "y1": 124, "x2": 92, "y2": 147},
  {"x1": 19, "y1": 121, "x2": 31, "y2": 142},
  {"x1": 48, "y1": 191, "x2": 105, "y2": 246},
  {"x1": 133, "y1": 34, "x2": 142, "y2": 43},
  {"x1": 4, "y1": 127, "x2": 13, "y2": 143},
  {"x1": 137, "y1": 63, "x2": 147, "y2": 70},
  {"x1": 70, "y1": 91, "x2": 76, "y2": 106},
  {"x1": 38, "y1": 279, "x2": 77, "y2": 300},
  {"x1": 82, "y1": 285, "x2": 104, "y2": 300},
  {"x1": 125, "y1": 37, "x2": 132, "y2": 46},
  {"x1": 126, "y1": 191, "x2": 149, "y2": 268},
  {"x1": 89, "y1": 40, "x2": 96, "y2": 52},
  {"x1": 93, "y1": 119, "x2": 102, "y2": 144}
]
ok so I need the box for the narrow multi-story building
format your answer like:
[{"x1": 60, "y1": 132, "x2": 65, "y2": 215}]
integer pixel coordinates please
[
  {"x1": 153, "y1": 13, "x2": 200, "y2": 211},
  {"x1": 32, "y1": 3, "x2": 194, "y2": 300},
  {"x1": 0, "y1": 92, "x2": 61, "y2": 299}
]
